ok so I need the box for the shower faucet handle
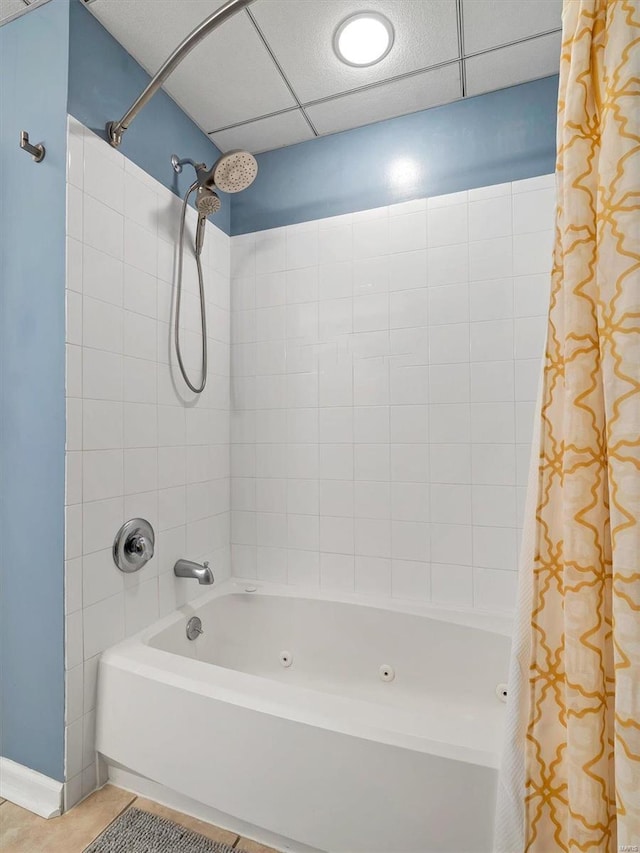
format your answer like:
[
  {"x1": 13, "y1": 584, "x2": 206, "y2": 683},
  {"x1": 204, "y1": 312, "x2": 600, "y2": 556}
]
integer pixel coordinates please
[
  {"x1": 127, "y1": 533, "x2": 153, "y2": 562},
  {"x1": 113, "y1": 518, "x2": 155, "y2": 573}
]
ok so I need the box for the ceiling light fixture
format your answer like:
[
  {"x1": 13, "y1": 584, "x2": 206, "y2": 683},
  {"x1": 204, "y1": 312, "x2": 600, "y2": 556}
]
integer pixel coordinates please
[{"x1": 334, "y1": 12, "x2": 394, "y2": 67}]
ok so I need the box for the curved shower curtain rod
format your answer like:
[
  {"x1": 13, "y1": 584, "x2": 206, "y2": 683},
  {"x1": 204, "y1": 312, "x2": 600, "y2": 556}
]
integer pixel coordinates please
[{"x1": 106, "y1": 0, "x2": 255, "y2": 148}]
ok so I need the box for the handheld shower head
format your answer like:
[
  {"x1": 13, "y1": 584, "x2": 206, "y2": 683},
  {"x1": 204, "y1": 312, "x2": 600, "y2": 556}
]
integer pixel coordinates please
[
  {"x1": 195, "y1": 185, "x2": 221, "y2": 216},
  {"x1": 210, "y1": 150, "x2": 258, "y2": 193}
]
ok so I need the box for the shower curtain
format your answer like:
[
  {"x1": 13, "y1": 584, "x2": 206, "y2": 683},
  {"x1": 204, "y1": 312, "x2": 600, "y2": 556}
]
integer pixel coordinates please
[{"x1": 495, "y1": 0, "x2": 640, "y2": 850}]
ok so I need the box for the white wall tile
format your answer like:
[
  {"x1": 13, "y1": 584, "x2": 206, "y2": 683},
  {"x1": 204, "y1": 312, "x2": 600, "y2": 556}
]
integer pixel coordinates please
[
  {"x1": 470, "y1": 319, "x2": 514, "y2": 362},
  {"x1": 82, "y1": 450, "x2": 123, "y2": 502},
  {"x1": 83, "y1": 547, "x2": 123, "y2": 608},
  {"x1": 320, "y1": 552, "x2": 355, "y2": 590},
  {"x1": 353, "y1": 217, "x2": 390, "y2": 259},
  {"x1": 83, "y1": 195, "x2": 123, "y2": 260},
  {"x1": 469, "y1": 236, "x2": 513, "y2": 281},
  {"x1": 430, "y1": 444, "x2": 471, "y2": 484},
  {"x1": 227, "y1": 177, "x2": 552, "y2": 619},
  {"x1": 391, "y1": 560, "x2": 430, "y2": 601},
  {"x1": 390, "y1": 289, "x2": 428, "y2": 329},
  {"x1": 66, "y1": 121, "x2": 233, "y2": 795},
  {"x1": 82, "y1": 348, "x2": 123, "y2": 401},
  {"x1": 514, "y1": 274, "x2": 549, "y2": 318},
  {"x1": 320, "y1": 515, "x2": 354, "y2": 554},
  {"x1": 469, "y1": 278, "x2": 513, "y2": 322},
  {"x1": 431, "y1": 563, "x2": 473, "y2": 607},
  {"x1": 65, "y1": 557, "x2": 83, "y2": 615},
  {"x1": 473, "y1": 567, "x2": 518, "y2": 612},
  {"x1": 354, "y1": 556, "x2": 391, "y2": 595},
  {"x1": 84, "y1": 142, "x2": 124, "y2": 214},
  {"x1": 427, "y1": 204, "x2": 467, "y2": 248},
  {"x1": 320, "y1": 480, "x2": 353, "y2": 517},
  {"x1": 430, "y1": 523, "x2": 472, "y2": 565},
  {"x1": 83, "y1": 245, "x2": 123, "y2": 306},
  {"x1": 513, "y1": 230, "x2": 554, "y2": 276},
  {"x1": 124, "y1": 220, "x2": 157, "y2": 276},
  {"x1": 391, "y1": 482, "x2": 429, "y2": 522},
  {"x1": 65, "y1": 665, "x2": 84, "y2": 724},
  {"x1": 389, "y1": 212, "x2": 427, "y2": 254},
  {"x1": 473, "y1": 526, "x2": 518, "y2": 571},
  {"x1": 430, "y1": 364, "x2": 470, "y2": 403},
  {"x1": 287, "y1": 550, "x2": 320, "y2": 586},
  {"x1": 82, "y1": 497, "x2": 124, "y2": 556},
  {"x1": 514, "y1": 316, "x2": 547, "y2": 360},
  {"x1": 83, "y1": 297, "x2": 123, "y2": 354},
  {"x1": 471, "y1": 361, "x2": 514, "y2": 402},
  {"x1": 354, "y1": 481, "x2": 389, "y2": 519},
  {"x1": 427, "y1": 243, "x2": 469, "y2": 286},
  {"x1": 354, "y1": 406, "x2": 389, "y2": 444},
  {"x1": 429, "y1": 323, "x2": 470, "y2": 364},
  {"x1": 428, "y1": 284, "x2": 469, "y2": 325},
  {"x1": 429, "y1": 403, "x2": 470, "y2": 443},
  {"x1": 388, "y1": 250, "x2": 426, "y2": 291},
  {"x1": 83, "y1": 594, "x2": 125, "y2": 659},
  {"x1": 512, "y1": 188, "x2": 555, "y2": 235},
  {"x1": 468, "y1": 196, "x2": 512, "y2": 242},
  {"x1": 67, "y1": 238, "x2": 83, "y2": 294}
]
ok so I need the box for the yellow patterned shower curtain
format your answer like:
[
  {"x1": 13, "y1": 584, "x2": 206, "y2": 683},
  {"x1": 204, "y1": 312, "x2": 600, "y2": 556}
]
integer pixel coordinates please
[{"x1": 524, "y1": 0, "x2": 640, "y2": 849}]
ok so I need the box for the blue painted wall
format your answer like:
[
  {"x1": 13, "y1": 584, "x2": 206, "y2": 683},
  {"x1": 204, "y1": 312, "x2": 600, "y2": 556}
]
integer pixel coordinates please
[
  {"x1": 0, "y1": 0, "x2": 69, "y2": 781},
  {"x1": 231, "y1": 75, "x2": 558, "y2": 235},
  {"x1": 67, "y1": 0, "x2": 230, "y2": 234}
]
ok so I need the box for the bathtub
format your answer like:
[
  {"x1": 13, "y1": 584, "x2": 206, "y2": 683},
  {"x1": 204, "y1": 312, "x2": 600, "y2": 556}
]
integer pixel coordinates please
[{"x1": 96, "y1": 581, "x2": 511, "y2": 853}]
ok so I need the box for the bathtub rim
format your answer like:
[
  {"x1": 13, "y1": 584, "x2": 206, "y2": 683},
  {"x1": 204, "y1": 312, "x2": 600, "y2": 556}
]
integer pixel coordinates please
[{"x1": 141, "y1": 578, "x2": 513, "y2": 646}]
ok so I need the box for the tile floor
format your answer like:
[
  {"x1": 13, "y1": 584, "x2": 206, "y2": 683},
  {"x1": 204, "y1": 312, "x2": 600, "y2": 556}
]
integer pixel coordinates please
[{"x1": 0, "y1": 784, "x2": 279, "y2": 853}]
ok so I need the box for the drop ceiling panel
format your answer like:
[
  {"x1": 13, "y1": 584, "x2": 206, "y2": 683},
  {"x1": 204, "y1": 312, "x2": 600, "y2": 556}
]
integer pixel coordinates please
[
  {"x1": 88, "y1": 0, "x2": 296, "y2": 132},
  {"x1": 0, "y1": 0, "x2": 29, "y2": 23},
  {"x1": 82, "y1": 0, "x2": 561, "y2": 154},
  {"x1": 308, "y1": 63, "x2": 462, "y2": 136},
  {"x1": 462, "y1": 0, "x2": 562, "y2": 55},
  {"x1": 251, "y1": 0, "x2": 460, "y2": 103},
  {"x1": 210, "y1": 108, "x2": 314, "y2": 153},
  {"x1": 465, "y1": 32, "x2": 562, "y2": 98}
]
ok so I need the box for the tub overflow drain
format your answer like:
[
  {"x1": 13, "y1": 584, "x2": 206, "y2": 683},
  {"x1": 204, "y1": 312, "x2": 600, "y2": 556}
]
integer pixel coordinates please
[
  {"x1": 379, "y1": 665, "x2": 395, "y2": 682},
  {"x1": 496, "y1": 682, "x2": 508, "y2": 703},
  {"x1": 279, "y1": 651, "x2": 293, "y2": 668}
]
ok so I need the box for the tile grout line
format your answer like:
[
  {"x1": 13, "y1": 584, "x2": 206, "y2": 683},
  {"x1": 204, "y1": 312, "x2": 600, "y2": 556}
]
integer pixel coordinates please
[
  {"x1": 244, "y1": 6, "x2": 319, "y2": 138},
  {"x1": 207, "y1": 29, "x2": 562, "y2": 136}
]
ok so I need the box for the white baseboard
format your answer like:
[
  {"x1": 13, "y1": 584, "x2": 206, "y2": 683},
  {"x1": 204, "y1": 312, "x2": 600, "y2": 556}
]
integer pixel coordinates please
[{"x1": 0, "y1": 757, "x2": 63, "y2": 818}]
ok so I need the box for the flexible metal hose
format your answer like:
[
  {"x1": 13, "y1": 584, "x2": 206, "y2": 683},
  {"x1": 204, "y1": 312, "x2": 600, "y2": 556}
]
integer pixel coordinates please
[{"x1": 175, "y1": 182, "x2": 208, "y2": 394}]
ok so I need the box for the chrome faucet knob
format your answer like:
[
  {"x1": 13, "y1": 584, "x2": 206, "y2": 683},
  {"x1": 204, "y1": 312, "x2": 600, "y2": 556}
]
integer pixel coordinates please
[
  {"x1": 113, "y1": 518, "x2": 155, "y2": 573},
  {"x1": 127, "y1": 535, "x2": 153, "y2": 562}
]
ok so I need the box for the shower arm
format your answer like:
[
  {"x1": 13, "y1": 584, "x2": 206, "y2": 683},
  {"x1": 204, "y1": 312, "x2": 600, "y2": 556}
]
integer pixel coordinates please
[{"x1": 106, "y1": 0, "x2": 254, "y2": 148}]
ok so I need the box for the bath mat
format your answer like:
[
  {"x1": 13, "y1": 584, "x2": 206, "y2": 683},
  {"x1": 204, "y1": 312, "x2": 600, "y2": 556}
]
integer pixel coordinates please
[{"x1": 84, "y1": 806, "x2": 245, "y2": 853}]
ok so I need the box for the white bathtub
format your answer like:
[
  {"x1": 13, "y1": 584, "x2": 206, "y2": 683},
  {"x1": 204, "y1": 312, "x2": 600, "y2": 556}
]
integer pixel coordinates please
[{"x1": 96, "y1": 581, "x2": 511, "y2": 853}]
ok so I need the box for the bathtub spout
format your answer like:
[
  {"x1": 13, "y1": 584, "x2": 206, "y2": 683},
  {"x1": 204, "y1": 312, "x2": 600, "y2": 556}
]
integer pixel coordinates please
[{"x1": 174, "y1": 559, "x2": 214, "y2": 585}]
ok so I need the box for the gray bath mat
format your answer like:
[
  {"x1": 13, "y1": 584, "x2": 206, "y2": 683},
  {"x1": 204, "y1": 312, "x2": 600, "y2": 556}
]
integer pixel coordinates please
[{"x1": 84, "y1": 806, "x2": 246, "y2": 853}]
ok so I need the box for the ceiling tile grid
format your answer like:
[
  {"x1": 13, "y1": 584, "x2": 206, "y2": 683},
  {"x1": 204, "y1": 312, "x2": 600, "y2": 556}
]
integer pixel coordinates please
[
  {"x1": 0, "y1": 0, "x2": 34, "y2": 24},
  {"x1": 1, "y1": 0, "x2": 563, "y2": 153}
]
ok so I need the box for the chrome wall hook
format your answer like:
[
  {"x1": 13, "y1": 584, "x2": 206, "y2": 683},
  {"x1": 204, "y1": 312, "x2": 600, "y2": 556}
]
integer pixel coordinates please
[{"x1": 20, "y1": 130, "x2": 45, "y2": 162}]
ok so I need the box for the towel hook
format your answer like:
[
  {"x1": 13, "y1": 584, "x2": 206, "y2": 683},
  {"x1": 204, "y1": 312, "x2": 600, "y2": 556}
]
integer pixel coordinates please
[{"x1": 20, "y1": 130, "x2": 45, "y2": 163}]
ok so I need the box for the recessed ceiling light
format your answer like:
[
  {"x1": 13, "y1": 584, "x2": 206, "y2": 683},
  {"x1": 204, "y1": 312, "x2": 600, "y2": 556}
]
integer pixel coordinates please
[{"x1": 334, "y1": 12, "x2": 394, "y2": 67}]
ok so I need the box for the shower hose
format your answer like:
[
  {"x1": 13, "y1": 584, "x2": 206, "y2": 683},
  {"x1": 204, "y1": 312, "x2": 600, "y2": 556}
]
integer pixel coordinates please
[{"x1": 175, "y1": 181, "x2": 208, "y2": 394}]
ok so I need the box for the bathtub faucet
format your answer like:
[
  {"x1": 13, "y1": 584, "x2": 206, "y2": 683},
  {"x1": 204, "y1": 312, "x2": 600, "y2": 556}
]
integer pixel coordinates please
[{"x1": 174, "y1": 559, "x2": 214, "y2": 585}]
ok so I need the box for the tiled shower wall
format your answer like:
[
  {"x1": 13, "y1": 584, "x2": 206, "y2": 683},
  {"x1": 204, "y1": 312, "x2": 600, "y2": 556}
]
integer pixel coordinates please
[
  {"x1": 230, "y1": 175, "x2": 553, "y2": 612},
  {"x1": 63, "y1": 118, "x2": 231, "y2": 805}
]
